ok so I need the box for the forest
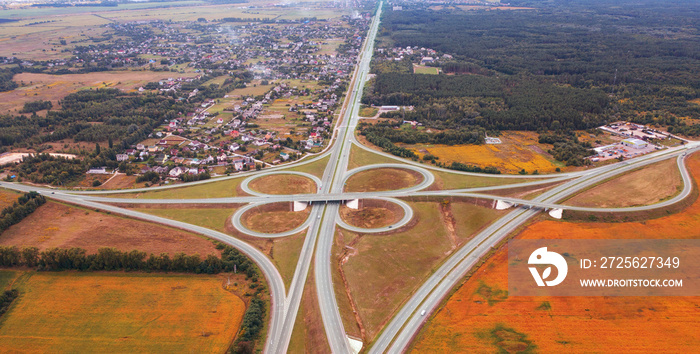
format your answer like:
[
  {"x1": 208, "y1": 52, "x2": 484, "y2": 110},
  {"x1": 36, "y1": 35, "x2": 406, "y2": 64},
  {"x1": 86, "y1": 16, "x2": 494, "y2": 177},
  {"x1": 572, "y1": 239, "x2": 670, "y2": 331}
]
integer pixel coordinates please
[
  {"x1": 375, "y1": 0, "x2": 700, "y2": 130},
  {"x1": 364, "y1": 0, "x2": 700, "y2": 165}
]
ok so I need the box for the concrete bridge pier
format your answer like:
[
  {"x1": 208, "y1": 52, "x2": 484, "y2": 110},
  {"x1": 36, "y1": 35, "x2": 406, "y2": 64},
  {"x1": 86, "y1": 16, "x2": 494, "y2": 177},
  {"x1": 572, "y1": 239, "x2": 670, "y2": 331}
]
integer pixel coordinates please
[
  {"x1": 346, "y1": 199, "x2": 360, "y2": 210},
  {"x1": 292, "y1": 201, "x2": 308, "y2": 211},
  {"x1": 548, "y1": 208, "x2": 563, "y2": 219},
  {"x1": 495, "y1": 200, "x2": 514, "y2": 210}
]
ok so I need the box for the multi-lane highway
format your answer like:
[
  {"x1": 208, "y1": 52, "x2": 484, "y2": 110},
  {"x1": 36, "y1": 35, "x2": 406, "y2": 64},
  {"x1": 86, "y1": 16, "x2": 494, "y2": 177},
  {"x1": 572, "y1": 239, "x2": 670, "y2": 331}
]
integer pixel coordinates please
[{"x1": 2, "y1": 2, "x2": 699, "y2": 353}]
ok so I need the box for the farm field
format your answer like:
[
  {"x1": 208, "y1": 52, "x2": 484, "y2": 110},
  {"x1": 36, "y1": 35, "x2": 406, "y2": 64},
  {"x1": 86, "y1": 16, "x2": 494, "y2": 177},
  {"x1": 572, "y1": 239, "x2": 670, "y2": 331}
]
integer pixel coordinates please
[
  {"x1": 0, "y1": 189, "x2": 20, "y2": 210},
  {"x1": 0, "y1": 201, "x2": 221, "y2": 256},
  {"x1": 0, "y1": 71, "x2": 198, "y2": 114},
  {"x1": 344, "y1": 168, "x2": 423, "y2": 192},
  {"x1": 400, "y1": 131, "x2": 568, "y2": 174},
  {"x1": 411, "y1": 153, "x2": 700, "y2": 353},
  {"x1": 566, "y1": 157, "x2": 682, "y2": 208},
  {"x1": 248, "y1": 174, "x2": 317, "y2": 195},
  {"x1": 0, "y1": 271, "x2": 245, "y2": 353}
]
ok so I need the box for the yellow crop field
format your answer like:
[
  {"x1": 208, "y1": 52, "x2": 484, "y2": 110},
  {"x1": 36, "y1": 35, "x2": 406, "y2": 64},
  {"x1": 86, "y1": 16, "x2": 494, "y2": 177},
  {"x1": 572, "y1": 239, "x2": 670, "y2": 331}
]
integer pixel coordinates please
[
  {"x1": 0, "y1": 271, "x2": 245, "y2": 353},
  {"x1": 403, "y1": 131, "x2": 565, "y2": 174}
]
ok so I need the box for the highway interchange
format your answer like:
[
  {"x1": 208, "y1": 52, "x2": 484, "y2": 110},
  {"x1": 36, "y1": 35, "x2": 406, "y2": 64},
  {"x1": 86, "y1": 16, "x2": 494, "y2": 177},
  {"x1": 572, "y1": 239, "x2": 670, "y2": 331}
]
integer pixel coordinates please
[{"x1": 2, "y1": 2, "x2": 700, "y2": 353}]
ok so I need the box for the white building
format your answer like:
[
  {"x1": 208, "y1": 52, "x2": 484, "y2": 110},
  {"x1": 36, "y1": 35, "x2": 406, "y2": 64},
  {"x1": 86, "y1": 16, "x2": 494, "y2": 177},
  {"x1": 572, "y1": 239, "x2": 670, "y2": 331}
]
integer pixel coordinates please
[{"x1": 621, "y1": 138, "x2": 648, "y2": 149}]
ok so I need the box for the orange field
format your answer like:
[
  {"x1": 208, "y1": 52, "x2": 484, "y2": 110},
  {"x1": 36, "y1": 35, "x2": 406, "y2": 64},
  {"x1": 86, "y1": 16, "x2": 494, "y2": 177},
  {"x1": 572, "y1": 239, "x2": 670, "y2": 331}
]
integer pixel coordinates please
[
  {"x1": 411, "y1": 153, "x2": 700, "y2": 352},
  {"x1": 402, "y1": 131, "x2": 566, "y2": 174},
  {"x1": 0, "y1": 271, "x2": 246, "y2": 353},
  {"x1": 0, "y1": 189, "x2": 19, "y2": 210}
]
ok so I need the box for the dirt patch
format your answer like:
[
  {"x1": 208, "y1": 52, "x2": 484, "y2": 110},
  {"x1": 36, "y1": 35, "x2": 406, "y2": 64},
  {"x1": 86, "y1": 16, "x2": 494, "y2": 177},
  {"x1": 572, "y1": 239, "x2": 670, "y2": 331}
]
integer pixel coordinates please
[
  {"x1": 439, "y1": 201, "x2": 458, "y2": 248},
  {"x1": 240, "y1": 202, "x2": 310, "y2": 234},
  {"x1": 248, "y1": 174, "x2": 316, "y2": 195},
  {"x1": 345, "y1": 168, "x2": 423, "y2": 192},
  {"x1": 98, "y1": 174, "x2": 141, "y2": 190},
  {"x1": 0, "y1": 201, "x2": 221, "y2": 257},
  {"x1": 339, "y1": 199, "x2": 404, "y2": 229}
]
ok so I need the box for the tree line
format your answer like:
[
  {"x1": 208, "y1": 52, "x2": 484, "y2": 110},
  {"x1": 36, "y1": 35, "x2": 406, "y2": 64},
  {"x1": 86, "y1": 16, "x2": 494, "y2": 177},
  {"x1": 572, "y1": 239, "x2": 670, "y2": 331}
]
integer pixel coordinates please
[
  {"x1": 0, "y1": 289, "x2": 18, "y2": 319},
  {"x1": 230, "y1": 297, "x2": 266, "y2": 354},
  {"x1": 0, "y1": 192, "x2": 46, "y2": 234},
  {"x1": 0, "y1": 243, "x2": 261, "y2": 278},
  {"x1": 19, "y1": 100, "x2": 52, "y2": 114}
]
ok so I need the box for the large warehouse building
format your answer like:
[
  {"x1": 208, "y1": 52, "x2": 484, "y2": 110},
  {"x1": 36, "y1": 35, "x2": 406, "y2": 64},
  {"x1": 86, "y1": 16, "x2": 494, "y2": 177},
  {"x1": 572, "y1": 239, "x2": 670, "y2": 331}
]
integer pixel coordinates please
[{"x1": 621, "y1": 138, "x2": 648, "y2": 149}]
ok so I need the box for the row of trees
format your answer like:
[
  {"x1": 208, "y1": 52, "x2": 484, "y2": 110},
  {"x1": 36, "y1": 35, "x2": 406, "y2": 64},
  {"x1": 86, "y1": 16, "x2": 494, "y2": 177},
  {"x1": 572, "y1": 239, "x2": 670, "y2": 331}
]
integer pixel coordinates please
[
  {"x1": 0, "y1": 192, "x2": 46, "y2": 233},
  {"x1": 231, "y1": 298, "x2": 266, "y2": 354},
  {"x1": 19, "y1": 100, "x2": 52, "y2": 114},
  {"x1": 0, "y1": 69, "x2": 17, "y2": 92},
  {"x1": 362, "y1": 131, "x2": 417, "y2": 159},
  {"x1": 0, "y1": 289, "x2": 18, "y2": 318},
  {"x1": 0, "y1": 244, "x2": 259, "y2": 277}
]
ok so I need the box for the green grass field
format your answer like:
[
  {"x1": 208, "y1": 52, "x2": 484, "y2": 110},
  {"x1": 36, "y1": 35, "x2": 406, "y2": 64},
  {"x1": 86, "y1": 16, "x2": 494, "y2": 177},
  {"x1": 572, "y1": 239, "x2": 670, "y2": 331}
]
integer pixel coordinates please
[
  {"x1": 359, "y1": 105, "x2": 379, "y2": 117},
  {"x1": 347, "y1": 143, "x2": 401, "y2": 170},
  {"x1": 286, "y1": 154, "x2": 330, "y2": 178},
  {"x1": 109, "y1": 177, "x2": 245, "y2": 199},
  {"x1": 342, "y1": 202, "x2": 452, "y2": 340},
  {"x1": 433, "y1": 169, "x2": 539, "y2": 190},
  {"x1": 271, "y1": 232, "x2": 305, "y2": 291},
  {"x1": 134, "y1": 207, "x2": 238, "y2": 233},
  {"x1": 413, "y1": 65, "x2": 440, "y2": 75}
]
